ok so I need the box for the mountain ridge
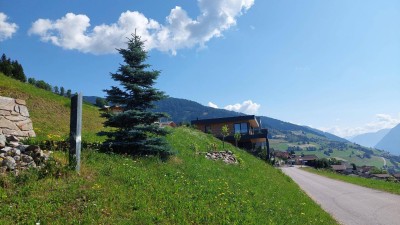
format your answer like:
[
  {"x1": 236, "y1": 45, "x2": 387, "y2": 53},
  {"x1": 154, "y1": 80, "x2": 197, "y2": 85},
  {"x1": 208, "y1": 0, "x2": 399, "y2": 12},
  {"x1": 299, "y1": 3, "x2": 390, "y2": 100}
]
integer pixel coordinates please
[
  {"x1": 350, "y1": 128, "x2": 391, "y2": 148},
  {"x1": 375, "y1": 124, "x2": 400, "y2": 155}
]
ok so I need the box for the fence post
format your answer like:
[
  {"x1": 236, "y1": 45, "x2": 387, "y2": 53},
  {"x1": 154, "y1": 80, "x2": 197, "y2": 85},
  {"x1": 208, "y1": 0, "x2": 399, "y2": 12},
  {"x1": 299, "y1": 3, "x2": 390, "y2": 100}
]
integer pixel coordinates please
[{"x1": 69, "y1": 93, "x2": 82, "y2": 172}]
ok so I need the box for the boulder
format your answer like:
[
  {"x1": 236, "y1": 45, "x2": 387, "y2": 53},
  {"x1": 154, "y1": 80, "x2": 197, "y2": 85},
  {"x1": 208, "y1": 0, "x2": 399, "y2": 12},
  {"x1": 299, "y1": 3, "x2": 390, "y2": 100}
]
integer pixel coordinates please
[
  {"x1": 0, "y1": 146, "x2": 12, "y2": 153},
  {"x1": 2, "y1": 156, "x2": 16, "y2": 170}
]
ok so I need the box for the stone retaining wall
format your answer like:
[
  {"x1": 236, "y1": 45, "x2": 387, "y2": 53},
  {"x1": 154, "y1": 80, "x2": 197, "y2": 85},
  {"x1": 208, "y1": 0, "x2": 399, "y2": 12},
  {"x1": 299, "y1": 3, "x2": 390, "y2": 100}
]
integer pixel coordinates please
[{"x1": 0, "y1": 96, "x2": 35, "y2": 138}]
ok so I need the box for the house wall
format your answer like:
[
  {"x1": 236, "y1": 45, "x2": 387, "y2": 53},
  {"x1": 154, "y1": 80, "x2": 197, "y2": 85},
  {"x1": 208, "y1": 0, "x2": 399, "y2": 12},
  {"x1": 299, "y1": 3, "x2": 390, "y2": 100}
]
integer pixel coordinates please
[{"x1": 194, "y1": 119, "x2": 253, "y2": 137}]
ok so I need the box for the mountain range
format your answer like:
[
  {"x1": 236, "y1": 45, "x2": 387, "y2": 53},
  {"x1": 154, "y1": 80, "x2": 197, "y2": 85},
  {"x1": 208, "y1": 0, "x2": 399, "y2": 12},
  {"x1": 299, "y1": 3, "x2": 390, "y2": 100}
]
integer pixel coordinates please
[
  {"x1": 375, "y1": 124, "x2": 400, "y2": 155},
  {"x1": 153, "y1": 97, "x2": 346, "y2": 142},
  {"x1": 350, "y1": 129, "x2": 391, "y2": 148}
]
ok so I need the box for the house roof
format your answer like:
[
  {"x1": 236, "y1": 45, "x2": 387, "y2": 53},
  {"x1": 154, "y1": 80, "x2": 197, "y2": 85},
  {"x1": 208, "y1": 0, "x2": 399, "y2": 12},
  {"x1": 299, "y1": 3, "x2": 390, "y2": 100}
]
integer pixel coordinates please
[
  {"x1": 191, "y1": 115, "x2": 260, "y2": 128},
  {"x1": 393, "y1": 173, "x2": 400, "y2": 178},
  {"x1": 331, "y1": 164, "x2": 347, "y2": 171},
  {"x1": 296, "y1": 155, "x2": 318, "y2": 161}
]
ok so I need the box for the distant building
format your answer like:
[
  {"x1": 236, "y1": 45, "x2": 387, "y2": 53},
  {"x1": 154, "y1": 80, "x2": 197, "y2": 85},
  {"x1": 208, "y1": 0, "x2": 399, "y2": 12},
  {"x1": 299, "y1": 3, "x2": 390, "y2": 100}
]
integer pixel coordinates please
[
  {"x1": 156, "y1": 121, "x2": 177, "y2": 128},
  {"x1": 294, "y1": 154, "x2": 318, "y2": 166},
  {"x1": 101, "y1": 105, "x2": 124, "y2": 113}
]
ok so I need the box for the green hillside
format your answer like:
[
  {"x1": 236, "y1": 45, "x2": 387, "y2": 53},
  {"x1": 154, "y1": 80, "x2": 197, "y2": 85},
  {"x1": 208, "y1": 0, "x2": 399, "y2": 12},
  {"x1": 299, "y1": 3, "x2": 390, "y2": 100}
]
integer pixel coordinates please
[
  {"x1": 269, "y1": 130, "x2": 396, "y2": 168},
  {"x1": 0, "y1": 126, "x2": 337, "y2": 224},
  {"x1": 0, "y1": 75, "x2": 336, "y2": 223},
  {"x1": 154, "y1": 97, "x2": 399, "y2": 169},
  {"x1": 0, "y1": 73, "x2": 105, "y2": 141}
]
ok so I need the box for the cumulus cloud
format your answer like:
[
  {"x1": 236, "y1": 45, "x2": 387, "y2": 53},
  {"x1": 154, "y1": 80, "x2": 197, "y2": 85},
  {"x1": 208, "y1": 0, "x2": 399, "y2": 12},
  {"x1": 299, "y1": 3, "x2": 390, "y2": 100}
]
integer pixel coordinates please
[
  {"x1": 28, "y1": 0, "x2": 254, "y2": 55},
  {"x1": 319, "y1": 113, "x2": 400, "y2": 138},
  {"x1": 0, "y1": 12, "x2": 18, "y2": 41},
  {"x1": 208, "y1": 102, "x2": 219, "y2": 108},
  {"x1": 224, "y1": 100, "x2": 260, "y2": 114}
]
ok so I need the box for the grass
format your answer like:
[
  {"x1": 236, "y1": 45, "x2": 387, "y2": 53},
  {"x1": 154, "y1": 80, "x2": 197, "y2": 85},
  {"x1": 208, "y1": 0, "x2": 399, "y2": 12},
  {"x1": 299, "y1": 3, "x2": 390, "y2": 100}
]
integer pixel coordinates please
[
  {"x1": 302, "y1": 167, "x2": 400, "y2": 195},
  {"x1": 0, "y1": 127, "x2": 338, "y2": 224},
  {"x1": 0, "y1": 73, "x2": 106, "y2": 142}
]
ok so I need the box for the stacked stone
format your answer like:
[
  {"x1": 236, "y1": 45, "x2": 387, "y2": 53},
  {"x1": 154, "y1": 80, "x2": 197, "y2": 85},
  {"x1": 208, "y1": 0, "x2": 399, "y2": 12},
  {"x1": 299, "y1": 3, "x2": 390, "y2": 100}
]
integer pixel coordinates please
[
  {"x1": 0, "y1": 96, "x2": 36, "y2": 138},
  {"x1": 205, "y1": 151, "x2": 238, "y2": 164},
  {"x1": 0, "y1": 134, "x2": 51, "y2": 175}
]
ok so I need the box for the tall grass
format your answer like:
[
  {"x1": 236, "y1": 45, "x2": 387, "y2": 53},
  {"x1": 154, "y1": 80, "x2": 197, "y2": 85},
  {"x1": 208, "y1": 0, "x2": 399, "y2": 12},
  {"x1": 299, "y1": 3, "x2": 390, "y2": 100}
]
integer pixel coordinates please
[
  {"x1": 0, "y1": 73, "x2": 106, "y2": 142},
  {"x1": 0, "y1": 127, "x2": 337, "y2": 224}
]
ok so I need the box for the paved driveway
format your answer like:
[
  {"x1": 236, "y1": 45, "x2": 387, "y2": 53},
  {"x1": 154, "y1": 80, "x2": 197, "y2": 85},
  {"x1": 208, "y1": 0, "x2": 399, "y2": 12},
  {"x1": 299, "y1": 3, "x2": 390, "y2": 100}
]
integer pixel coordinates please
[{"x1": 281, "y1": 166, "x2": 400, "y2": 225}]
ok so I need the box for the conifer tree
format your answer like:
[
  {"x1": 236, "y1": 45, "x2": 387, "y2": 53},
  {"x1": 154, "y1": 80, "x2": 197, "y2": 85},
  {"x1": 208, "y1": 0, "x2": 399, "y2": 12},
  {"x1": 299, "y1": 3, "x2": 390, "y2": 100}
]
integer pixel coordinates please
[
  {"x1": 102, "y1": 33, "x2": 171, "y2": 156},
  {"x1": 60, "y1": 87, "x2": 65, "y2": 96}
]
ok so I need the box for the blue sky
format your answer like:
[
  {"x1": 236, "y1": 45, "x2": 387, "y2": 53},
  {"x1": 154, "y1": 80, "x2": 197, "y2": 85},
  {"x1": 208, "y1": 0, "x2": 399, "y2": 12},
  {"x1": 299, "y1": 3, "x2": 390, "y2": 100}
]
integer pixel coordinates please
[{"x1": 1, "y1": 0, "x2": 400, "y2": 138}]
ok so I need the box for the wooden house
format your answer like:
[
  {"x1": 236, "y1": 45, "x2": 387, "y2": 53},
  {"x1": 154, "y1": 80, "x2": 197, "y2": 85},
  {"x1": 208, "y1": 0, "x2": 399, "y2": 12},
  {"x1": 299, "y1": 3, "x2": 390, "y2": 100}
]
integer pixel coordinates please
[{"x1": 191, "y1": 115, "x2": 269, "y2": 151}]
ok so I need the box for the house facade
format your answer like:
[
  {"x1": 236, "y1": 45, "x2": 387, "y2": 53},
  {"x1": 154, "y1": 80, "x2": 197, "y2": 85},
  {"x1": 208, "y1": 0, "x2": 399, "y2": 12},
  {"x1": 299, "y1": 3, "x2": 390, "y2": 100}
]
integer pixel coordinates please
[{"x1": 191, "y1": 115, "x2": 269, "y2": 157}]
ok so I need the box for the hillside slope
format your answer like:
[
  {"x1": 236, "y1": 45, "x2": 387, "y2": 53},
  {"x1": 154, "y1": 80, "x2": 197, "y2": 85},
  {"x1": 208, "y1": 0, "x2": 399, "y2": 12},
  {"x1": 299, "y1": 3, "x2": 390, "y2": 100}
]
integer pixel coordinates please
[
  {"x1": 154, "y1": 97, "x2": 395, "y2": 168},
  {"x1": 0, "y1": 73, "x2": 105, "y2": 141},
  {"x1": 375, "y1": 124, "x2": 400, "y2": 155},
  {"x1": 0, "y1": 126, "x2": 337, "y2": 224},
  {"x1": 154, "y1": 97, "x2": 345, "y2": 141}
]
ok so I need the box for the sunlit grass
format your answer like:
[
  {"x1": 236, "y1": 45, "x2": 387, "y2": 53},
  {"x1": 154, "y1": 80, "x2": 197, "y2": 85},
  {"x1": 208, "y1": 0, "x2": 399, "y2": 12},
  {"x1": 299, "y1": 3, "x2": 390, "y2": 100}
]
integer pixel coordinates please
[
  {"x1": 0, "y1": 127, "x2": 338, "y2": 224},
  {"x1": 0, "y1": 73, "x2": 106, "y2": 142}
]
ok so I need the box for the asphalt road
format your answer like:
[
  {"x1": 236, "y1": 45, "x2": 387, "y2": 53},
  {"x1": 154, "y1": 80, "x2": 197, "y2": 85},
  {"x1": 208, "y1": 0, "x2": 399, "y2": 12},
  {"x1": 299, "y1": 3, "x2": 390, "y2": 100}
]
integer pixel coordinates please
[{"x1": 282, "y1": 166, "x2": 400, "y2": 225}]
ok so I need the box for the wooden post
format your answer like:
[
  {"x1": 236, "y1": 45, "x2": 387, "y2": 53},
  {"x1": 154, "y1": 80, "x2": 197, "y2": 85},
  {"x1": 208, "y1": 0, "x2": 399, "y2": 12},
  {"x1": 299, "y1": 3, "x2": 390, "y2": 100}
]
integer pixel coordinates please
[{"x1": 69, "y1": 93, "x2": 82, "y2": 172}]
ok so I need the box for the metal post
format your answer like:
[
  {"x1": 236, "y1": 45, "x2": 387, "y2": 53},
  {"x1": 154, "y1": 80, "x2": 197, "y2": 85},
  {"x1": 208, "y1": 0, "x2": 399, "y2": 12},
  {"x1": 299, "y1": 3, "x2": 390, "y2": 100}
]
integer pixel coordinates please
[{"x1": 69, "y1": 93, "x2": 82, "y2": 172}]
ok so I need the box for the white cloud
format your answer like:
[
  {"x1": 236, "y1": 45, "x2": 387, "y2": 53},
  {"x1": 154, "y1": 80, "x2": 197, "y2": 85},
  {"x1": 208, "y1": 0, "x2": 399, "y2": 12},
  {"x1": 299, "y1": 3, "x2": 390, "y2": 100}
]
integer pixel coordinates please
[
  {"x1": 28, "y1": 0, "x2": 254, "y2": 55},
  {"x1": 0, "y1": 12, "x2": 18, "y2": 41},
  {"x1": 319, "y1": 113, "x2": 400, "y2": 138},
  {"x1": 224, "y1": 100, "x2": 260, "y2": 114},
  {"x1": 208, "y1": 102, "x2": 219, "y2": 108}
]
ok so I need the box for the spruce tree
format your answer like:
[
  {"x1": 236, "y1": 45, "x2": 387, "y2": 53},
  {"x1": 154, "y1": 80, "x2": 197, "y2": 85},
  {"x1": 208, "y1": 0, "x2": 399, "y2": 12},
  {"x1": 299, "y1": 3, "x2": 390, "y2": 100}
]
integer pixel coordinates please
[{"x1": 102, "y1": 33, "x2": 171, "y2": 156}]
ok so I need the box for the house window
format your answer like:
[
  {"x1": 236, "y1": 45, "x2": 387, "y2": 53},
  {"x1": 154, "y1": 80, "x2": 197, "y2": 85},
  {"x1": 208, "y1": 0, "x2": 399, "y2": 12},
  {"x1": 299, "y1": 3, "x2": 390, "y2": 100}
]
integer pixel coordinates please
[
  {"x1": 234, "y1": 124, "x2": 241, "y2": 133},
  {"x1": 234, "y1": 123, "x2": 249, "y2": 134}
]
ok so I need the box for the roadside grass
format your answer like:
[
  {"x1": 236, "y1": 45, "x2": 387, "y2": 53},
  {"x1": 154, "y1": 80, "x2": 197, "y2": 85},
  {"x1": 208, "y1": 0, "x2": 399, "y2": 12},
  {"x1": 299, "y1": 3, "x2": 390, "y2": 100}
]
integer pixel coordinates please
[
  {"x1": 0, "y1": 73, "x2": 105, "y2": 142},
  {"x1": 302, "y1": 167, "x2": 400, "y2": 195},
  {"x1": 0, "y1": 127, "x2": 338, "y2": 224}
]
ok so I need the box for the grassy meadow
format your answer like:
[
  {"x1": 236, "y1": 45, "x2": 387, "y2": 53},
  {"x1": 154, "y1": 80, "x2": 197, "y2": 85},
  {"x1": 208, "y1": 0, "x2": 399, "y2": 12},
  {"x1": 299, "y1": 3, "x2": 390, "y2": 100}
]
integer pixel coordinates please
[
  {"x1": 0, "y1": 127, "x2": 337, "y2": 224},
  {"x1": 0, "y1": 73, "x2": 105, "y2": 142}
]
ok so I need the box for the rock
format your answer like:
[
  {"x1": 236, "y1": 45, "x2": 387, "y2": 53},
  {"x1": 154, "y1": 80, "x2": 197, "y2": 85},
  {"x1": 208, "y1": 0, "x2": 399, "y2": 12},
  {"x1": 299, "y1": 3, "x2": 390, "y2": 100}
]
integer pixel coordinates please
[
  {"x1": 0, "y1": 117, "x2": 19, "y2": 130},
  {"x1": 15, "y1": 99, "x2": 26, "y2": 105},
  {"x1": 9, "y1": 141, "x2": 19, "y2": 148},
  {"x1": 12, "y1": 149, "x2": 21, "y2": 156},
  {"x1": 0, "y1": 146, "x2": 12, "y2": 153},
  {"x1": 2, "y1": 129, "x2": 26, "y2": 137},
  {"x1": 14, "y1": 105, "x2": 20, "y2": 113},
  {"x1": 2, "y1": 156, "x2": 16, "y2": 170},
  {"x1": 0, "y1": 97, "x2": 14, "y2": 111},
  {"x1": 6, "y1": 135, "x2": 19, "y2": 142},
  {"x1": 27, "y1": 161, "x2": 36, "y2": 168},
  {"x1": 5, "y1": 115, "x2": 26, "y2": 122},
  {"x1": 25, "y1": 145, "x2": 40, "y2": 153},
  {"x1": 16, "y1": 145, "x2": 28, "y2": 152},
  {"x1": 0, "y1": 134, "x2": 5, "y2": 148},
  {"x1": 18, "y1": 105, "x2": 30, "y2": 117},
  {"x1": 0, "y1": 110, "x2": 11, "y2": 116},
  {"x1": 13, "y1": 155, "x2": 20, "y2": 161},
  {"x1": 21, "y1": 155, "x2": 33, "y2": 163},
  {"x1": 16, "y1": 119, "x2": 33, "y2": 131}
]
